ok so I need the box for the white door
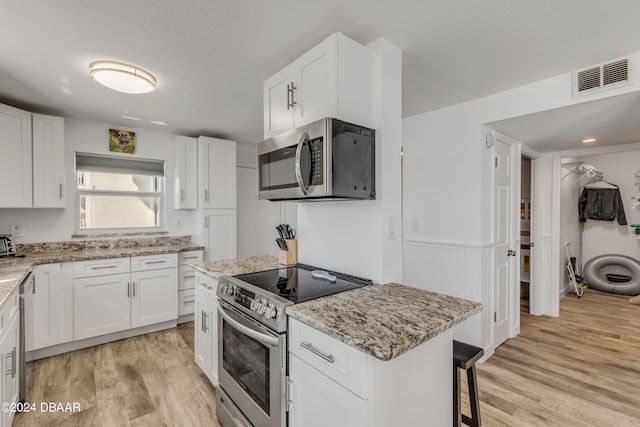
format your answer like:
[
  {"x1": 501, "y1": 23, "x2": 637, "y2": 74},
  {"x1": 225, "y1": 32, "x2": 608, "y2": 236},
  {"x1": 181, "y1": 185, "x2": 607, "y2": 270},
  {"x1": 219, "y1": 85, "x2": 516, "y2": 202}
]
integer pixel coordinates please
[
  {"x1": 174, "y1": 136, "x2": 198, "y2": 209},
  {"x1": 32, "y1": 114, "x2": 65, "y2": 208},
  {"x1": 0, "y1": 103, "x2": 32, "y2": 208},
  {"x1": 288, "y1": 353, "x2": 367, "y2": 427},
  {"x1": 194, "y1": 290, "x2": 218, "y2": 385},
  {"x1": 74, "y1": 273, "x2": 131, "y2": 340},
  {"x1": 200, "y1": 138, "x2": 237, "y2": 209},
  {"x1": 31, "y1": 263, "x2": 67, "y2": 350},
  {"x1": 204, "y1": 209, "x2": 237, "y2": 261},
  {"x1": 493, "y1": 135, "x2": 518, "y2": 347},
  {"x1": 130, "y1": 268, "x2": 178, "y2": 328},
  {"x1": 264, "y1": 72, "x2": 295, "y2": 138},
  {"x1": 1, "y1": 315, "x2": 19, "y2": 427}
]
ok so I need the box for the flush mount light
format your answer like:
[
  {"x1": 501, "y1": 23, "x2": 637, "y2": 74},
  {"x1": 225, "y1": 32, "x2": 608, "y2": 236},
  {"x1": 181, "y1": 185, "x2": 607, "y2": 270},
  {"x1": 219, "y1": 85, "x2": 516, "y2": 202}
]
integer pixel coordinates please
[
  {"x1": 582, "y1": 138, "x2": 597, "y2": 143},
  {"x1": 89, "y1": 61, "x2": 156, "y2": 94}
]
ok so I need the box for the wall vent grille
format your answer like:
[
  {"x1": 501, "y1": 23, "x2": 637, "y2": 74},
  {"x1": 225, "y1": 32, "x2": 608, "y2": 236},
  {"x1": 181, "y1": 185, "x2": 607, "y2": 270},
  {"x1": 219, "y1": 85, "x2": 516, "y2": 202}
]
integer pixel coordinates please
[{"x1": 573, "y1": 57, "x2": 632, "y2": 98}]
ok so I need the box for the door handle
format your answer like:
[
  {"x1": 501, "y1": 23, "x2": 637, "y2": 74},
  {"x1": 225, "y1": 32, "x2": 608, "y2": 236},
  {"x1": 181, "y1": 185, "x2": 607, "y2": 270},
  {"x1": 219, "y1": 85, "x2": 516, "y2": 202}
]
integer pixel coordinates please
[{"x1": 507, "y1": 249, "x2": 517, "y2": 256}]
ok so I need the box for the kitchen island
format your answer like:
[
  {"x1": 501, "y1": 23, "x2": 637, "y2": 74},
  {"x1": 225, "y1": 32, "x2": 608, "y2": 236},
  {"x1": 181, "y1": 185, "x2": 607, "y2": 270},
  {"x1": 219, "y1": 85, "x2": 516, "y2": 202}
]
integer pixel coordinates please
[{"x1": 194, "y1": 256, "x2": 482, "y2": 426}]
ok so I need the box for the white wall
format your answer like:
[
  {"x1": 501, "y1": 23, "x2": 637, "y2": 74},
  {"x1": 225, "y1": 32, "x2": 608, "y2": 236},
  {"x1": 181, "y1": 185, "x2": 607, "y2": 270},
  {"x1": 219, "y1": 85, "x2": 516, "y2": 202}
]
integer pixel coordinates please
[
  {"x1": 559, "y1": 163, "x2": 583, "y2": 294},
  {"x1": 296, "y1": 39, "x2": 403, "y2": 283},
  {"x1": 403, "y1": 51, "x2": 640, "y2": 352},
  {"x1": 0, "y1": 117, "x2": 197, "y2": 243},
  {"x1": 576, "y1": 151, "x2": 640, "y2": 262}
]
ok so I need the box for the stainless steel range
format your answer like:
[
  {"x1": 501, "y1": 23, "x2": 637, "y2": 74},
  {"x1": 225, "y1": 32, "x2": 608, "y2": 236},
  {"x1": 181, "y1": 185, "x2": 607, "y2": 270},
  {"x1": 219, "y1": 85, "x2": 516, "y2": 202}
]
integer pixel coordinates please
[{"x1": 215, "y1": 264, "x2": 371, "y2": 427}]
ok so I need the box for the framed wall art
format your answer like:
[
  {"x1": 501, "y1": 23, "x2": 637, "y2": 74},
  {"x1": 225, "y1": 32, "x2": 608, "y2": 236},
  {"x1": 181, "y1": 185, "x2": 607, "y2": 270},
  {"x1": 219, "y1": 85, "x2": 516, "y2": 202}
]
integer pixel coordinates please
[{"x1": 109, "y1": 129, "x2": 136, "y2": 154}]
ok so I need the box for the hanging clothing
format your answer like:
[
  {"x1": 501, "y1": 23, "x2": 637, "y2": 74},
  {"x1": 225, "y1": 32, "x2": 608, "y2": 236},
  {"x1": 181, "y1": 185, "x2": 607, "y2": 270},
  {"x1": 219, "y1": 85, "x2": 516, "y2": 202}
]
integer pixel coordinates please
[{"x1": 578, "y1": 187, "x2": 627, "y2": 225}]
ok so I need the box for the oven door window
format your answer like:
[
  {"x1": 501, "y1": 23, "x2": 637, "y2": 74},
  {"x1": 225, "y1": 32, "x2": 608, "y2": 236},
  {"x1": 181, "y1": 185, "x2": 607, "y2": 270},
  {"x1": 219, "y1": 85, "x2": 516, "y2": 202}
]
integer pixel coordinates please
[
  {"x1": 258, "y1": 138, "x2": 323, "y2": 191},
  {"x1": 222, "y1": 320, "x2": 270, "y2": 415}
]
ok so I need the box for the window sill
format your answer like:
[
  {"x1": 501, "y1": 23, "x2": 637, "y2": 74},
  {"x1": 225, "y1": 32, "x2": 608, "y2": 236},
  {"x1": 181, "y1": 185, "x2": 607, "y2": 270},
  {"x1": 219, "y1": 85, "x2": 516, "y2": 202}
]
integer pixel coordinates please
[{"x1": 72, "y1": 230, "x2": 169, "y2": 239}]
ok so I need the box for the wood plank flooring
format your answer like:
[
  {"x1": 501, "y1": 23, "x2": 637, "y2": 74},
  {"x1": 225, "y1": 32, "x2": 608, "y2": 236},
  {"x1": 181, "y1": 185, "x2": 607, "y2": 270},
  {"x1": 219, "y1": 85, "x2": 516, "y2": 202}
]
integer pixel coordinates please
[
  {"x1": 14, "y1": 322, "x2": 221, "y2": 427},
  {"x1": 465, "y1": 289, "x2": 640, "y2": 426}
]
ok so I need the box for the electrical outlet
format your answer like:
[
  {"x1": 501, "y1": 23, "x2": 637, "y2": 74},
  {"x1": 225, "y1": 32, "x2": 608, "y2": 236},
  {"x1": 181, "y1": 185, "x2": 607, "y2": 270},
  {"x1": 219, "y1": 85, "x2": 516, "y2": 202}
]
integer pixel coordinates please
[
  {"x1": 10, "y1": 224, "x2": 24, "y2": 238},
  {"x1": 176, "y1": 220, "x2": 183, "y2": 230},
  {"x1": 387, "y1": 217, "x2": 398, "y2": 239}
]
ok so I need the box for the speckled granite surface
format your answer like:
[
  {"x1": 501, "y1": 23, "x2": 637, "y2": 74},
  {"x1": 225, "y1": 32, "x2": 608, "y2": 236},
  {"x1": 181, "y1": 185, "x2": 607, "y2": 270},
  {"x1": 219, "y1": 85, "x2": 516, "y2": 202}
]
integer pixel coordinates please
[
  {"x1": 0, "y1": 237, "x2": 203, "y2": 310},
  {"x1": 194, "y1": 255, "x2": 279, "y2": 278},
  {"x1": 286, "y1": 283, "x2": 482, "y2": 361}
]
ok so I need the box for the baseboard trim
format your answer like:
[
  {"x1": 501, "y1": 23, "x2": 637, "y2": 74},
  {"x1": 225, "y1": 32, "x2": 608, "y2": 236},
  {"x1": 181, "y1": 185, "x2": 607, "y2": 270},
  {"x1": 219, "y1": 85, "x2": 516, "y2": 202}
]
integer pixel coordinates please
[{"x1": 178, "y1": 313, "x2": 194, "y2": 324}]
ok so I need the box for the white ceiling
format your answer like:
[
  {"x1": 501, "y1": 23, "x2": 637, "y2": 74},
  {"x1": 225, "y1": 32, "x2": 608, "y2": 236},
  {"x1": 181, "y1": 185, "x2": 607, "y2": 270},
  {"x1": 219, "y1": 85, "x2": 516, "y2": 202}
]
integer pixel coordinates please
[{"x1": 3, "y1": 1, "x2": 640, "y2": 145}]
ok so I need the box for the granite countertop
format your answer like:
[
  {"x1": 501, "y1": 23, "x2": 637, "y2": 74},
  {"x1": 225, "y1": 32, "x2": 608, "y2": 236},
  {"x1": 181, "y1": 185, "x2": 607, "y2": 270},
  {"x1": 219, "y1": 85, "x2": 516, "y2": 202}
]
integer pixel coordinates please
[
  {"x1": 193, "y1": 255, "x2": 280, "y2": 278},
  {"x1": 286, "y1": 282, "x2": 482, "y2": 361},
  {"x1": 0, "y1": 238, "x2": 204, "y2": 310}
]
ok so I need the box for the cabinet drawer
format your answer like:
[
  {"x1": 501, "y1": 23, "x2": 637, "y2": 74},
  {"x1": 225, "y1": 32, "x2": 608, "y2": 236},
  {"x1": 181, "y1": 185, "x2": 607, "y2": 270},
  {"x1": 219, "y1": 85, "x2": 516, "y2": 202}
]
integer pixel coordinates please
[
  {"x1": 178, "y1": 289, "x2": 195, "y2": 316},
  {"x1": 179, "y1": 250, "x2": 203, "y2": 265},
  {"x1": 195, "y1": 272, "x2": 218, "y2": 300},
  {"x1": 74, "y1": 257, "x2": 130, "y2": 278},
  {"x1": 131, "y1": 253, "x2": 177, "y2": 272},
  {"x1": 288, "y1": 317, "x2": 368, "y2": 399},
  {"x1": 178, "y1": 265, "x2": 196, "y2": 291}
]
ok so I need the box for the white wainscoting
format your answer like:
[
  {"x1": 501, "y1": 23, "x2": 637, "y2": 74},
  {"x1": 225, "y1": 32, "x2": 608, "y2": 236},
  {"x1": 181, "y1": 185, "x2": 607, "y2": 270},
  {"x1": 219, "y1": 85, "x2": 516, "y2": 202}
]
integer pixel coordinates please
[{"x1": 404, "y1": 237, "x2": 493, "y2": 354}]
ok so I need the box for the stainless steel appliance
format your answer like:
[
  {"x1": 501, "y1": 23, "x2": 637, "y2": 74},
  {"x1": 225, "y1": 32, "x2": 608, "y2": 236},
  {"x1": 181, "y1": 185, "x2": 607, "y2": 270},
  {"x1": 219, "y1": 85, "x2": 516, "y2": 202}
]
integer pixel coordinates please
[
  {"x1": 258, "y1": 118, "x2": 375, "y2": 201},
  {"x1": 216, "y1": 265, "x2": 371, "y2": 427},
  {"x1": 0, "y1": 234, "x2": 16, "y2": 257}
]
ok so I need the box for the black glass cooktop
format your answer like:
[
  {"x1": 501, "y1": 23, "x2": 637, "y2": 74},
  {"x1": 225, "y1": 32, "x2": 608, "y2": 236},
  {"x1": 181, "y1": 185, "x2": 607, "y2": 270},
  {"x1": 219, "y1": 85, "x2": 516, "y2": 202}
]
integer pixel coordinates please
[{"x1": 233, "y1": 264, "x2": 372, "y2": 304}]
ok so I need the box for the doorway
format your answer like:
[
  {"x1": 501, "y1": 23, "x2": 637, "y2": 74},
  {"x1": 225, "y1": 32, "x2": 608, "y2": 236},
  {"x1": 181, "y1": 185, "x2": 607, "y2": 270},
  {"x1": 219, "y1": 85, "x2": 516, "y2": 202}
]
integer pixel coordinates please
[{"x1": 520, "y1": 156, "x2": 533, "y2": 314}]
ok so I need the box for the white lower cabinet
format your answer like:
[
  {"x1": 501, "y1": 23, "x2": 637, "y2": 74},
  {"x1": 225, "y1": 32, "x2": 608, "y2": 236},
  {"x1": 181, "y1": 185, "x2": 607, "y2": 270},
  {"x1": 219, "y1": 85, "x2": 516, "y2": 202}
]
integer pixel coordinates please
[
  {"x1": 27, "y1": 263, "x2": 73, "y2": 351},
  {"x1": 74, "y1": 273, "x2": 131, "y2": 340},
  {"x1": 73, "y1": 254, "x2": 179, "y2": 341},
  {"x1": 0, "y1": 288, "x2": 19, "y2": 427},
  {"x1": 288, "y1": 353, "x2": 367, "y2": 427},
  {"x1": 194, "y1": 271, "x2": 219, "y2": 386},
  {"x1": 131, "y1": 268, "x2": 178, "y2": 328},
  {"x1": 288, "y1": 317, "x2": 454, "y2": 427}
]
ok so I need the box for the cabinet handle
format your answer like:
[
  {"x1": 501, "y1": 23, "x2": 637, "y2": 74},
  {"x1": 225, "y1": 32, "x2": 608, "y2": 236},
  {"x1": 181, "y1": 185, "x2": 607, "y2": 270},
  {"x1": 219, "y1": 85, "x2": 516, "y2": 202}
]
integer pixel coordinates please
[
  {"x1": 287, "y1": 82, "x2": 297, "y2": 110},
  {"x1": 201, "y1": 310, "x2": 205, "y2": 332},
  {"x1": 184, "y1": 255, "x2": 199, "y2": 260},
  {"x1": 128, "y1": 282, "x2": 131, "y2": 298},
  {"x1": 144, "y1": 260, "x2": 167, "y2": 265},
  {"x1": 10, "y1": 347, "x2": 16, "y2": 378},
  {"x1": 199, "y1": 282, "x2": 213, "y2": 291},
  {"x1": 32, "y1": 276, "x2": 36, "y2": 294},
  {"x1": 91, "y1": 265, "x2": 117, "y2": 270},
  {"x1": 59, "y1": 183, "x2": 63, "y2": 199},
  {"x1": 300, "y1": 341, "x2": 335, "y2": 364},
  {"x1": 183, "y1": 298, "x2": 195, "y2": 304},
  {"x1": 203, "y1": 312, "x2": 208, "y2": 333},
  {"x1": 183, "y1": 274, "x2": 196, "y2": 279},
  {"x1": 133, "y1": 282, "x2": 137, "y2": 297},
  {"x1": 204, "y1": 189, "x2": 209, "y2": 202}
]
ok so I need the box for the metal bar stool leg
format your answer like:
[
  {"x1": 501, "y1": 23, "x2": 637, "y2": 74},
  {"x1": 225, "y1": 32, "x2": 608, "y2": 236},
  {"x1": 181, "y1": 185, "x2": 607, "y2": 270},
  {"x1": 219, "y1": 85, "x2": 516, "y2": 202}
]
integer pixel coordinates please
[
  {"x1": 453, "y1": 363, "x2": 461, "y2": 426},
  {"x1": 463, "y1": 364, "x2": 481, "y2": 427}
]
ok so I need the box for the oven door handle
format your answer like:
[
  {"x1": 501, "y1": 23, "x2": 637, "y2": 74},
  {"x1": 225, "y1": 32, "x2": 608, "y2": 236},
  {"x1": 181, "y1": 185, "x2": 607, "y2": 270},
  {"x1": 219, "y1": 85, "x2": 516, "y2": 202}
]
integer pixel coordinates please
[
  {"x1": 294, "y1": 132, "x2": 310, "y2": 195},
  {"x1": 218, "y1": 305, "x2": 279, "y2": 347}
]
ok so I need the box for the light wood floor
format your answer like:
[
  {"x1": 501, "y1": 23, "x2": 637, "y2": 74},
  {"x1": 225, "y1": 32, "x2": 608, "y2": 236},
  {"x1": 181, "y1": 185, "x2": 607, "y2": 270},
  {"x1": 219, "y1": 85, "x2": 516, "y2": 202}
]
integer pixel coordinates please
[
  {"x1": 14, "y1": 322, "x2": 221, "y2": 427},
  {"x1": 468, "y1": 289, "x2": 640, "y2": 426}
]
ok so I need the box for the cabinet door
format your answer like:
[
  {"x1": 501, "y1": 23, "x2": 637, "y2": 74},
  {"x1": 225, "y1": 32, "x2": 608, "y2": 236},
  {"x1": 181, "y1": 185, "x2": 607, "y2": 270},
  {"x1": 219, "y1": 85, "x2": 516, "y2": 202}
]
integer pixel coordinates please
[
  {"x1": 74, "y1": 273, "x2": 131, "y2": 340},
  {"x1": 174, "y1": 136, "x2": 198, "y2": 209},
  {"x1": 204, "y1": 209, "x2": 237, "y2": 261},
  {"x1": 293, "y1": 35, "x2": 337, "y2": 128},
  {"x1": 263, "y1": 71, "x2": 295, "y2": 139},
  {"x1": 0, "y1": 103, "x2": 32, "y2": 208},
  {"x1": 1, "y1": 315, "x2": 19, "y2": 427},
  {"x1": 200, "y1": 138, "x2": 236, "y2": 209},
  {"x1": 288, "y1": 353, "x2": 367, "y2": 427},
  {"x1": 32, "y1": 114, "x2": 65, "y2": 208},
  {"x1": 194, "y1": 292, "x2": 218, "y2": 387},
  {"x1": 130, "y1": 268, "x2": 178, "y2": 328},
  {"x1": 29, "y1": 263, "x2": 73, "y2": 351}
]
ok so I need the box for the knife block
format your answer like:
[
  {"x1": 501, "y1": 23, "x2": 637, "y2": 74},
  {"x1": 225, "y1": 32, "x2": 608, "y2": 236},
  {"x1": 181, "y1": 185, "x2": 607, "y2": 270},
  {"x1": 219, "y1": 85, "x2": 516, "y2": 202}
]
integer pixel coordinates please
[{"x1": 279, "y1": 239, "x2": 298, "y2": 265}]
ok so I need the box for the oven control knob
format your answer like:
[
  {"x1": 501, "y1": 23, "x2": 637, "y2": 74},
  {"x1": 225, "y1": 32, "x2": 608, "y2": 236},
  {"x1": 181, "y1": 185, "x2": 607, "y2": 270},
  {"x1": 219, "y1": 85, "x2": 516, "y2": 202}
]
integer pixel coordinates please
[
  {"x1": 226, "y1": 285, "x2": 235, "y2": 295},
  {"x1": 264, "y1": 305, "x2": 277, "y2": 319}
]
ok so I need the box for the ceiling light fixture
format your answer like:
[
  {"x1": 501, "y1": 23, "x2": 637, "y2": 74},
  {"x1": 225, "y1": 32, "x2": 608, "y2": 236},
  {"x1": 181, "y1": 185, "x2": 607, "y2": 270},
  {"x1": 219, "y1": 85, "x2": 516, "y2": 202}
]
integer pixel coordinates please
[
  {"x1": 89, "y1": 61, "x2": 156, "y2": 94},
  {"x1": 582, "y1": 138, "x2": 597, "y2": 143}
]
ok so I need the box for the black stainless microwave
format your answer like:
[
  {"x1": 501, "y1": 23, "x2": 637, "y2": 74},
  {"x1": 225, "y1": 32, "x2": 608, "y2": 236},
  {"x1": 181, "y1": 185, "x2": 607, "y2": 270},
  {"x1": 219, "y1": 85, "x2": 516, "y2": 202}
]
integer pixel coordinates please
[{"x1": 258, "y1": 118, "x2": 375, "y2": 201}]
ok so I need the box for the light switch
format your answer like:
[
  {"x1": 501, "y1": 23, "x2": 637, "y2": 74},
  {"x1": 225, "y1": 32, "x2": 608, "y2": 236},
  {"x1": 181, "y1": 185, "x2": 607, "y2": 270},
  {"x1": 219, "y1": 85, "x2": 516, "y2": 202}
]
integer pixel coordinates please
[{"x1": 387, "y1": 217, "x2": 398, "y2": 239}]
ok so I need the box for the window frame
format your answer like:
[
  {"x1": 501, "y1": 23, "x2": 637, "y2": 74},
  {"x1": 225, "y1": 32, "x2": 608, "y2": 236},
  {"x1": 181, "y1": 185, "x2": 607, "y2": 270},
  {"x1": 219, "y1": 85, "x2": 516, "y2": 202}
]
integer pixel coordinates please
[{"x1": 75, "y1": 153, "x2": 166, "y2": 234}]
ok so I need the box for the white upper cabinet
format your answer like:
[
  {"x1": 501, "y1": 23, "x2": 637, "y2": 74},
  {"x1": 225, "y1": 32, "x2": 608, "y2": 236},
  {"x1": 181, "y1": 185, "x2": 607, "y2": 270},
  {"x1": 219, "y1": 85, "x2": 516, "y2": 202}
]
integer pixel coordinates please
[
  {"x1": 173, "y1": 136, "x2": 198, "y2": 209},
  {"x1": 0, "y1": 103, "x2": 32, "y2": 208},
  {"x1": 32, "y1": 114, "x2": 65, "y2": 208},
  {"x1": 263, "y1": 32, "x2": 375, "y2": 139},
  {"x1": 198, "y1": 137, "x2": 236, "y2": 209}
]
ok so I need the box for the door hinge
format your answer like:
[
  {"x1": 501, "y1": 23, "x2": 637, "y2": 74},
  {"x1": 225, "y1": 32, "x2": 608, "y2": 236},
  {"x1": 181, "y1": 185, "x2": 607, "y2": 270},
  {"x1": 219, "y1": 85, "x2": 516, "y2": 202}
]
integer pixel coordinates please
[{"x1": 494, "y1": 312, "x2": 497, "y2": 322}]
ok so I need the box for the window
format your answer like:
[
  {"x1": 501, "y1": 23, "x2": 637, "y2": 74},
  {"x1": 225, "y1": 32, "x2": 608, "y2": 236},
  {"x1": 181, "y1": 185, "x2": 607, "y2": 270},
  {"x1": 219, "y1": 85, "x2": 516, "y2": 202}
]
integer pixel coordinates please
[{"x1": 75, "y1": 153, "x2": 165, "y2": 231}]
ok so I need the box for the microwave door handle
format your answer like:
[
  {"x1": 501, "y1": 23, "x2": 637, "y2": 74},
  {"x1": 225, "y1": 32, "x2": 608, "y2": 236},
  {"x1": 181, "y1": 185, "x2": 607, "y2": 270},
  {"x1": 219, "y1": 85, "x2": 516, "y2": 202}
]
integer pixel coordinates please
[
  {"x1": 217, "y1": 305, "x2": 279, "y2": 347},
  {"x1": 295, "y1": 132, "x2": 310, "y2": 195}
]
